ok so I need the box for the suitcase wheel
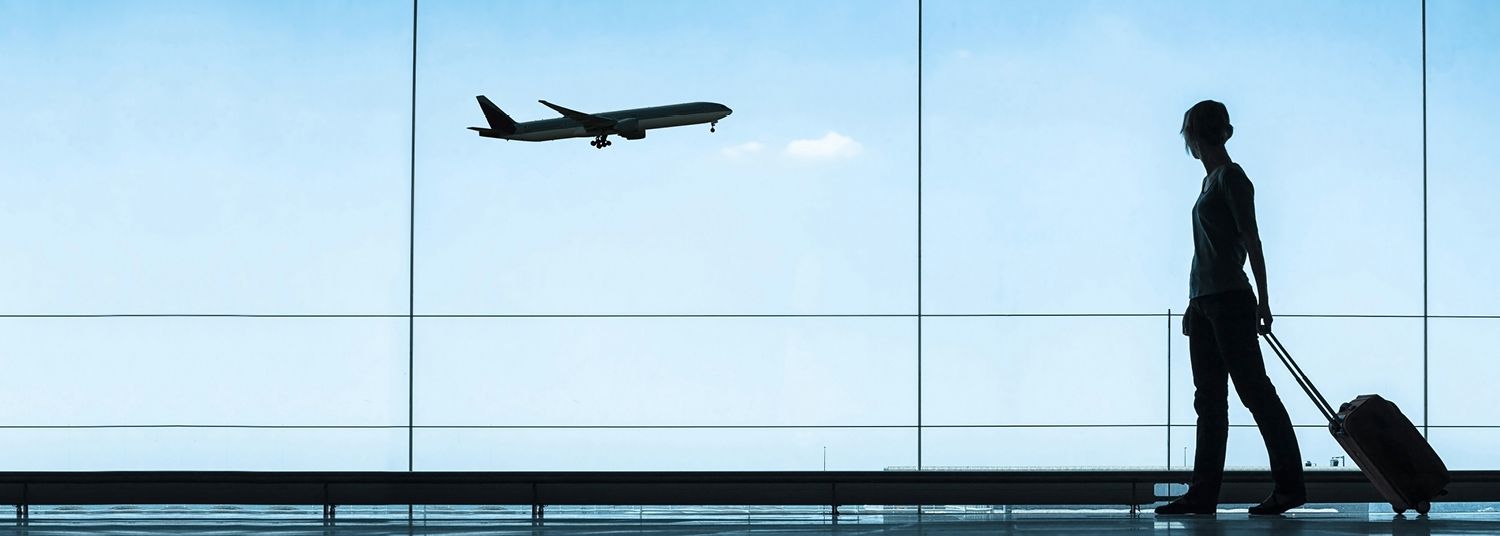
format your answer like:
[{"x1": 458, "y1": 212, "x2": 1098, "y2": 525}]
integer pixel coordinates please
[
  {"x1": 1392, "y1": 504, "x2": 1407, "y2": 515},
  {"x1": 1415, "y1": 500, "x2": 1431, "y2": 516}
]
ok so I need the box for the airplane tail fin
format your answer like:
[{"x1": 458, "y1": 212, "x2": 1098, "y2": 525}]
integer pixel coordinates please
[{"x1": 475, "y1": 95, "x2": 518, "y2": 135}]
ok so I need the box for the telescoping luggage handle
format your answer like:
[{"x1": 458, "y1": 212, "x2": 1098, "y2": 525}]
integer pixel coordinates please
[{"x1": 1264, "y1": 331, "x2": 1340, "y2": 425}]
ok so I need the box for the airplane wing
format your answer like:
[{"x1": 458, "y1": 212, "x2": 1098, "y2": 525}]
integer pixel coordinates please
[{"x1": 539, "y1": 100, "x2": 616, "y2": 129}]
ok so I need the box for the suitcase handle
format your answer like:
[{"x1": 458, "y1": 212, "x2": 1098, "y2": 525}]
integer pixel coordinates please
[{"x1": 1264, "y1": 331, "x2": 1339, "y2": 424}]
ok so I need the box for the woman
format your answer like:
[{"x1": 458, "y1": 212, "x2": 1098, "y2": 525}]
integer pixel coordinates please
[{"x1": 1155, "y1": 100, "x2": 1306, "y2": 516}]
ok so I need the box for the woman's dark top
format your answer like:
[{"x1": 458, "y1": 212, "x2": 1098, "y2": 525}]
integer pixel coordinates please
[{"x1": 1190, "y1": 162, "x2": 1257, "y2": 299}]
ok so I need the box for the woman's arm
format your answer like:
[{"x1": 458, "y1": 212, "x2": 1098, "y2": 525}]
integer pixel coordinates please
[
  {"x1": 1245, "y1": 232, "x2": 1272, "y2": 334},
  {"x1": 1223, "y1": 166, "x2": 1272, "y2": 334}
]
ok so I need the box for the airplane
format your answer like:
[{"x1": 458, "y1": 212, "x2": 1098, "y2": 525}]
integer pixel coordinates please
[{"x1": 468, "y1": 96, "x2": 732, "y2": 149}]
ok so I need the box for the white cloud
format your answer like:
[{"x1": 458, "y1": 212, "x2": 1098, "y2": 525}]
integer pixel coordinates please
[
  {"x1": 719, "y1": 141, "x2": 764, "y2": 158},
  {"x1": 784, "y1": 131, "x2": 863, "y2": 159}
]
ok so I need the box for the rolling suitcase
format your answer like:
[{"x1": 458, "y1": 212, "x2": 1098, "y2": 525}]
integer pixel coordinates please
[{"x1": 1264, "y1": 332, "x2": 1449, "y2": 515}]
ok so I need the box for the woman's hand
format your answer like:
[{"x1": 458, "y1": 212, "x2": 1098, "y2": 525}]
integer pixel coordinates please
[{"x1": 1257, "y1": 301, "x2": 1273, "y2": 335}]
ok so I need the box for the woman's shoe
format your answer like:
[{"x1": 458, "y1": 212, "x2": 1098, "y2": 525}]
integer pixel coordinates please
[{"x1": 1154, "y1": 498, "x2": 1217, "y2": 515}]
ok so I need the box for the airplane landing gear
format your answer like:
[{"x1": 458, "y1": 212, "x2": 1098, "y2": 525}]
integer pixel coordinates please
[
  {"x1": 590, "y1": 134, "x2": 612, "y2": 149},
  {"x1": 710, "y1": 120, "x2": 718, "y2": 133}
]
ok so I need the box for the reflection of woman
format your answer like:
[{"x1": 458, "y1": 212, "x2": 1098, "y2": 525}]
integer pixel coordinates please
[{"x1": 1155, "y1": 100, "x2": 1306, "y2": 516}]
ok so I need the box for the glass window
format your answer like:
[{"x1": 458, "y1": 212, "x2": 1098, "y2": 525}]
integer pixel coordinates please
[
  {"x1": 922, "y1": 316, "x2": 1167, "y2": 426},
  {"x1": 0, "y1": 1, "x2": 413, "y2": 314},
  {"x1": 1428, "y1": 428, "x2": 1500, "y2": 471},
  {"x1": 0, "y1": 428, "x2": 407, "y2": 471},
  {"x1": 415, "y1": 428, "x2": 914, "y2": 471},
  {"x1": 4, "y1": 0, "x2": 1490, "y2": 475},
  {"x1": 1428, "y1": 0, "x2": 1500, "y2": 315},
  {"x1": 921, "y1": 0, "x2": 1422, "y2": 315},
  {"x1": 923, "y1": 427, "x2": 1163, "y2": 468},
  {"x1": 414, "y1": 0, "x2": 918, "y2": 315},
  {"x1": 415, "y1": 317, "x2": 916, "y2": 427},
  {"x1": 1428, "y1": 319, "x2": 1500, "y2": 425},
  {"x1": 0, "y1": 318, "x2": 409, "y2": 427},
  {"x1": 1169, "y1": 426, "x2": 1347, "y2": 471}
]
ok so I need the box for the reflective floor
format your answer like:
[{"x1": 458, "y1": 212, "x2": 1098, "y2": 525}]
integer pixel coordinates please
[{"x1": 4, "y1": 514, "x2": 1500, "y2": 536}]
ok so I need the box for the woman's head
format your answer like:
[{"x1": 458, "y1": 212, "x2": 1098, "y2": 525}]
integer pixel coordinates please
[{"x1": 1180, "y1": 100, "x2": 1233, "y2": 158}]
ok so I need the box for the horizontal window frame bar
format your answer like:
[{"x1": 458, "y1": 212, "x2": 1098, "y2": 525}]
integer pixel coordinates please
[
  {"x1": 2, "y1": 313, "x2": 1497, "y2": 319},
  {"x1": 5, "y1": 424, "x2": 1500, "y2": 429}
]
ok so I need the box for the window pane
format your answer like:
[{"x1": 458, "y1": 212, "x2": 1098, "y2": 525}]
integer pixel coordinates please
[
  {"x1": 415, "y1": 317, "x2": 915, "y2": 427},
  {"x1": 1170, "y1": 426, "x2": 1349, "y2": 471},
  {"x1": 1428, "y1": 428, "x2": 1500, "y2": 471},
  {"x1": 0, "y1": 1, "x2": 412, "y2": 314},
  {"x1": 923, "y1": 427, "x2": 1163, "y2": 468},
  {"x1": 0, "y1": 428, "x2": 406, "y2": 471},
  {"x1": 1429, "y1": 319, "x2": 1500, "y2": 425},
  {"x1": 1169, "y1": 317, "x2": 1423, "y2": 427},
  {"x1": 415, "y1": 428, "x2": 913, "y2": 471},
  {"x1": 1428, "y1": 1, "x2": 1500, "y2": 315},
  {"x1": 921, "y1": 0, "x2": 1421, "y2": 315},
  {"x1": 921, "y1": 316, "x2": 1166, "y2": 426},
  {"x1": 414, "y1": 0, "x2": 918, "y2": 315},
  {"x1": 0, "y1": 318, "x2": 409, "y2": 426}
]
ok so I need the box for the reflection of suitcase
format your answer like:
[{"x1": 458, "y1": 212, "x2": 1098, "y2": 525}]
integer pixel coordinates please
[{"x1": 1265, "y1": 332, "x2": 1449, "y2": 515}]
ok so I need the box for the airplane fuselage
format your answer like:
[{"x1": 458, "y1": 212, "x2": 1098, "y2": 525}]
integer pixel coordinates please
[{"x1": 473, "y1": 101, "x2": 731, "y2": 142}]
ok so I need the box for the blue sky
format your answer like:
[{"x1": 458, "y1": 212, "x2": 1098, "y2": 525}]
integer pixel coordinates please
[
  {"x1": 0, "y1": 0, "x2": 1496, "y2": 472},
  {"x1": 415, "y1": 0, "x2": 918, "y2": 315}
]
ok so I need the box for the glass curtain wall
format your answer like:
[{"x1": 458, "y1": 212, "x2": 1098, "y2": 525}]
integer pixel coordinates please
[{"x1": 1, "y1": 0, "x2": 1492, "y2": 473}]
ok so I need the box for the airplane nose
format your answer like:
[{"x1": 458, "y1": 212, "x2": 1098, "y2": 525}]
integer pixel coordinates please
[{"x1": 720, "y1": 104, "x2": 733, "y2": 115}]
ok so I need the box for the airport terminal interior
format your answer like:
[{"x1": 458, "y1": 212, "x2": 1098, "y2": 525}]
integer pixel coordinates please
[{"x1": 3, "y1": 0, "x2": 1498, "y2": 534}]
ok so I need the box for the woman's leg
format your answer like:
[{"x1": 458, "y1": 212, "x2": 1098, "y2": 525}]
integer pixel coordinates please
[
  {"x1": 1203, "y1": 291, "x2": 1306, "y2": 499},
  {"x1": 1185, "y1": 301, "x2": 1230, "y2": 504}
]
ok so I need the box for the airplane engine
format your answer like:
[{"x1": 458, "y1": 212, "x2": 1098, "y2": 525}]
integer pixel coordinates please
[{"x1": 613, "y1": 118, "x2": 646, "y2": 140}]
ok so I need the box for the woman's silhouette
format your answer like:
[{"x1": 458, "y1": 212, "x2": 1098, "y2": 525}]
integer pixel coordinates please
[{"x1": 1155, "y1": 100, "x2": 1306, "y2": 516}]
